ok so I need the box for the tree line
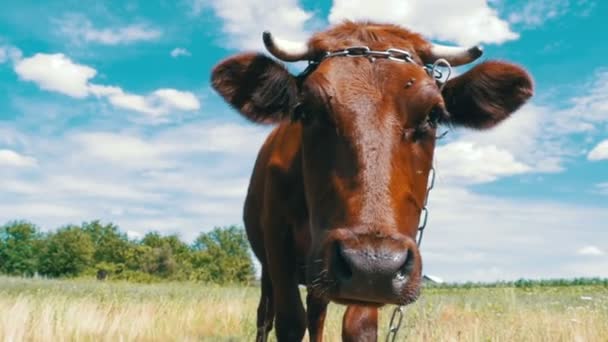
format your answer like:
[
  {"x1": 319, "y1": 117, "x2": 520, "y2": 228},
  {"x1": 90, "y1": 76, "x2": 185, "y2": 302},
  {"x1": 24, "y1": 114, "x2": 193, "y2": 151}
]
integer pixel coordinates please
[{"x1": 0, "y1": 220, "x2": 255, "y2": 284}]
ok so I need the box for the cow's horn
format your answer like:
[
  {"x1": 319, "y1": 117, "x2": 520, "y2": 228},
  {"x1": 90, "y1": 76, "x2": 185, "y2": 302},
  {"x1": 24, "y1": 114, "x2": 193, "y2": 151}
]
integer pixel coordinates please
[
  {"x1": 428, "y1": 43, "x2": 483, "y2": 66},
  {"x1": 263, "y1": 31, "x2": 311, "y2": 62}
]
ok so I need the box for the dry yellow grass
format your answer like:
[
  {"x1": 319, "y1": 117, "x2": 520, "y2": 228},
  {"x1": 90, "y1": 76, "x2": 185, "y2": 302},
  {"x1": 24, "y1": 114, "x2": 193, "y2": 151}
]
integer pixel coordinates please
[{"x1": 0, "y1": 276, "x2": 606, "y2": 341}]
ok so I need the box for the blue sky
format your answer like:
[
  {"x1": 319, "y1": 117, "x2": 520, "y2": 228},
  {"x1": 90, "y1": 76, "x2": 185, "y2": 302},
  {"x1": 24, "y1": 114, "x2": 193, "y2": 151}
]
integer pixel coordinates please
[{"x1": 1, "y1": 0, "x2": 607, "y2": 281}]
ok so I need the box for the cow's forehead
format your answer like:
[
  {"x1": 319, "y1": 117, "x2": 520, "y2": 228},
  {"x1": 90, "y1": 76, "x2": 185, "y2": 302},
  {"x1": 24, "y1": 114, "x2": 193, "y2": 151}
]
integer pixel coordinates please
[{"x1": 308, "y1": 21, "x2": 429, "y2": 56}]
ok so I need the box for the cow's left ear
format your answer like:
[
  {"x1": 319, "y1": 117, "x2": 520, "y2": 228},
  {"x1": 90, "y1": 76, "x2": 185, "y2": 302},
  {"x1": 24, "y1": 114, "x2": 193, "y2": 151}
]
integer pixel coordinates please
[
  {"x1": 211, "y1": 53, "x2": 298, "y2": 124},
  {"x1": 441, "y1": 61, "x2": 533, "y2": 129}
]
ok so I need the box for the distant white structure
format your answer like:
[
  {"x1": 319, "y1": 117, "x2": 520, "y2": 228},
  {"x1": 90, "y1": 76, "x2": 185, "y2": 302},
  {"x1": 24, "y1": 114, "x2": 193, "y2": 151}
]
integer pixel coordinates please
[{"x1": 423, "y1": 274, "x2": 444, "y2": 284}]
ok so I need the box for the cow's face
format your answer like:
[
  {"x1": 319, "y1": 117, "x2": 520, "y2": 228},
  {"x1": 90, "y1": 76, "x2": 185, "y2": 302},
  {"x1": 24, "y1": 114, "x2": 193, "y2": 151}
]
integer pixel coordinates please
[{"x1": 212, "y1": 22, "x2": 533, "y2": 306}]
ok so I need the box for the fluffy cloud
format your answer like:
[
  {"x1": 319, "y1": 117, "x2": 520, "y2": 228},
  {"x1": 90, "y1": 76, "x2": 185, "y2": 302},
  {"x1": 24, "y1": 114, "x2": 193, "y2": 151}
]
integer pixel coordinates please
[
  {"x1": 57, "y1": 15, "x2": 162, "y2": 45},
  {"x1": 433, "y1": 103, "x2": 566, "y2": 186},
  {"x1": 438, "y1": 67, "x2": 608, "y2": 181},
  {"x1": 436, "y1": 141, "x2": 531, "y2": 184},
  {"x1": 329, "y1": 0, "x2": 518, "y2": 45},
  {"x1": 588, "y1": 140, "x2": 608, "y2": 161},
  {"x1": 506, "y1": 0, "x2": 596, "y2": 29},
  {"x1": 423, "y1": 185, "x2": 608, "y2": 280},
  {"x1": 14, "y1": 53, "x2": 96, "y2": 98},
  {"x1": 552, "y1": 70, "x2": 608, "y2": 134},
  {"x1": 0, "y1": 149, "x2": 37, "y2": 167},
  {"x1": 170, "y1": 48, "x2": 191, "y2": 58},
  {"x1": 100, "y1": 88, "x2": 200, "y2": 116},
  {"x1": 0, "y1": 45, "x2": 22, "y2": 64},
  {"x1": 13, "y1": 53, "x2": 200, "y2": 117},
  {"x1": 153, "y1": 89, "x2": 200, "y2": 111},
  {"x1": 597, "y1": 183, "x2": 608, "y2": 194},
  {"x1": 507, "y1": 0, "x2": 570, "y2": 28},
  {"x1": 578, "y1": 246, "x2": 605, "y2": 256},
  {"x1": 194, "y1": 0, "x2": 313, "y2": 50},
  {"x1": 0, "y1": 120, "x2": 270, "y2": 240}
]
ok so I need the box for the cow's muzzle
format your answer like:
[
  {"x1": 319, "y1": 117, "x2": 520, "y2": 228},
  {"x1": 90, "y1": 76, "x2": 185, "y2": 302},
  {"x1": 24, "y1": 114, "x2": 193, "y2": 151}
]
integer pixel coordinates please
[{"x1": 323, "y1": 230, "x2": 422, "y2": 305}]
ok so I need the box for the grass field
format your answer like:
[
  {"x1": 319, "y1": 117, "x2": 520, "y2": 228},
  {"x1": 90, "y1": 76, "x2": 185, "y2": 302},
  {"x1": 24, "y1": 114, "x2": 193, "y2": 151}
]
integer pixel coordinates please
[{"x1": 0, "y1": 276, "x2": 607, "y2": 341}]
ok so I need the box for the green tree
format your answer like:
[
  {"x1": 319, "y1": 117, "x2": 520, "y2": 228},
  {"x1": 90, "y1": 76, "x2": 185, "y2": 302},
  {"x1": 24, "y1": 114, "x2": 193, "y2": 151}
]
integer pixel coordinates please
[
  {"x1": 81, "y1": 220, "x2": 133, "y2": 274},
  {"x1": 0, "y1": 221, "x2": 42, "y2": 276},
  {"x1": 39, "y1": 226, "x2": 94, "y2": 277},
  {"x1": 140, "y1": 232, "x2": 191, "y2": 278},
  {"x1": 192, "y1": 226, "x2": 254, "y2": 284}
]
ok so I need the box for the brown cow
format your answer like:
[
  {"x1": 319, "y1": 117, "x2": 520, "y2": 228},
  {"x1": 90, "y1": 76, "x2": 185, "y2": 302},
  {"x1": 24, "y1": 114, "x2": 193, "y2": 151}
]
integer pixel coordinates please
[{"x1": 211, "y1": 21, "x2": 532, "y2": 341}]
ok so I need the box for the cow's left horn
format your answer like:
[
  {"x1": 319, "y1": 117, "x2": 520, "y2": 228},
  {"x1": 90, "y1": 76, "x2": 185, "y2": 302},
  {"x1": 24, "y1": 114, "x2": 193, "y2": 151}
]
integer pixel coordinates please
[
  {"x1": 263, "y1": 31, "x2": 311, "y2": 62},
  {"x1": 427, "y1": 43, "x2": 483, "y2": 66}
]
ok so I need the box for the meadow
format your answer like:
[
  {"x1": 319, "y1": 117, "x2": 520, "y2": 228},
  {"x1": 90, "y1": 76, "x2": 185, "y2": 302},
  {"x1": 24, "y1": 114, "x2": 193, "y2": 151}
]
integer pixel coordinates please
[{"x1": 0, "y1": 276, "x2": 607, "y2": 341}]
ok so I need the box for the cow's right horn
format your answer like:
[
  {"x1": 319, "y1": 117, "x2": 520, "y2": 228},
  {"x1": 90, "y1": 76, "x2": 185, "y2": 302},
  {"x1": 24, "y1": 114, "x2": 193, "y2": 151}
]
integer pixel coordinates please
[
  {"x1": 427, "y1": 43, "x2": 483, "y2": 66},
  {"x1": 263, "y1": 31, "x2": 312, "y2": 62}
]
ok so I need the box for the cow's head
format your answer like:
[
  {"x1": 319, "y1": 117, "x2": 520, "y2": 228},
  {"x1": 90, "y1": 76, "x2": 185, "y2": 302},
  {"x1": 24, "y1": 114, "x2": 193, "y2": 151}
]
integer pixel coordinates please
[{"x1": 212, "y1": 22, "x2": 532, "y2": 306}]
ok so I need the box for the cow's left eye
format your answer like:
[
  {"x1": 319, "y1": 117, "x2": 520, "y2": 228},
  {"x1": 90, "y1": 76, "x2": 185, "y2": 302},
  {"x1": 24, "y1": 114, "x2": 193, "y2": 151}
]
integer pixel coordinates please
[
  {"x1": 405, "y1": 105, "x2": 445, "y2": 142},
  {"x1": 426, "y1": 105, "x2": 446, "y2": 128}
]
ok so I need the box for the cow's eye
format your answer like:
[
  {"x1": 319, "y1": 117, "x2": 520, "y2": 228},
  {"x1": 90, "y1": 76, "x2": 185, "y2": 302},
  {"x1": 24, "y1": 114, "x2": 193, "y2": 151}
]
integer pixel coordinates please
[{"x1": 405, "y1": 105, "x2": 446, "y2": 142}]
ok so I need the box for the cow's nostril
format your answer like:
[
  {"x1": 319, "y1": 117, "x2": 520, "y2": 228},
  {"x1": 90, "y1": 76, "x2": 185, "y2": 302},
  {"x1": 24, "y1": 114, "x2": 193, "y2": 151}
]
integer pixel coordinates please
[
  {"x1": 333, "y1": 243, "x2": 352, "y2": 281},
  {"x1": 395, "y1": 249, "x2": 414, "y2": 281}
]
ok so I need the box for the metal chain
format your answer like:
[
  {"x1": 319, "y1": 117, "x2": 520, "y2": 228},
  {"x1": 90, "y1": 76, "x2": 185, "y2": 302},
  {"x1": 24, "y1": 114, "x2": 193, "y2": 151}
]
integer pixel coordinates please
[
  {"x1": 386, "y1": 305, "x2": 404, "y2": 342},
  {"x1": 315, "y1": 46, "x2": 451, "y2": 86},
  {"x1": 320, "y1": 46, "x2": 416, "y2": 64},
  {"x1": 386, "y1": 166, "x2": 436, "y2": 342},
  {"x1": 417, "y1": 166, "x2": 435, "y2": 248}
]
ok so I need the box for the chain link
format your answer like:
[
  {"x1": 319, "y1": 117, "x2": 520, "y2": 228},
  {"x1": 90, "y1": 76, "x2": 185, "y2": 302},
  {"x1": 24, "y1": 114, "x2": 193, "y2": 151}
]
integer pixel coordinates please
[
  {"x1": 386, "y1": 166, "x2": 436, "y2": 342},
  {"x1": 386, "y1": 305, "x2": 404, "y2": 342},
  {"x1": 322, "y1": 46, "x2": 415, "y2": 64}
]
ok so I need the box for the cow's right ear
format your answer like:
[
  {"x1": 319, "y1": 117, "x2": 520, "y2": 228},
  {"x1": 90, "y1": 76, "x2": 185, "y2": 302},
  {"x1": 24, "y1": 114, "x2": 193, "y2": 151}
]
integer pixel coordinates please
[{"x1": 211, "y1": 53, "x2": 298, "y2": 124}]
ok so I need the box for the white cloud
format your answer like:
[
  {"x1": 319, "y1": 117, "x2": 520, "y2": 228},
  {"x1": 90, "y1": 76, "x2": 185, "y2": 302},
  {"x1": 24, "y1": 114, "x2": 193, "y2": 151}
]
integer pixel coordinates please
[
  {"x1": 153, "y1": 89, "x2": 201, "y2": 111},
  {"x1": 0, "y1": 45, "x2": 22, "y2": 64},
  {"x1": 105, "y1": 89, "x2": 201, "y2": 117},
  {"x1": 578, "y1": 246, "x2": 605, "y2": 256},
  {"x1": 553, "y1": 70, "x2": 608, "y2": 134},
  {"x1": 508, "y1": 0, "x2": 569, "y2": 28},
  {"x1": 14, "y1": 53, "x2": 96, "y2": 98},
  {"x1": 588, "y1": 140, "x2": 608, "y2": 161},
  {"x1": 195, "y1": 0, "x2": 313, "y2": 50},
  {"x1": 69, "y1": 132, "x2": 171, "y2": 170},
  {"x1": 597, "y1": 183, "x2": 608, "y2": 195},
  {"x1": 0, "y1": 203, "x2": 87, "y2": 221},
  {"x1": 0, "y1": 119, "x2": 269, "y2": 240},
  {"x1": 423, "y1": 185, "x2": 608, "y2": 280},
  {"x1": 436, "y1": 141, "x2": 531, "y2": 184},
  {"x1": 433, "y1": 103, "x2": 566, "y2": 185},
  {"x1": 329, "y1": 0, "x2": 518, "y2": 45},
  {"x1": 0, "y1": 149, "x2": 37, "y2": 167},
  {"x1": 57, "y1": 15, "x2": 161, "y2": 45},
  {"x1": 505, "y1": 0, "x2": 596, "y2": 29},
  {"x1": 48, "y1": 175, "x2": 165, "y2": 201},
  {"x1": 13, "y1": 53, "x2": 200, "y2": 117},
  {"x1": 88, "y1": 84, "x2": 123, "y2": 97},
  {"x1": 170, "y1": 48, "x2": 191, "y2": 58},
  {"x1": 107, "y1": 92, "x2": 161, "y2": 115}
]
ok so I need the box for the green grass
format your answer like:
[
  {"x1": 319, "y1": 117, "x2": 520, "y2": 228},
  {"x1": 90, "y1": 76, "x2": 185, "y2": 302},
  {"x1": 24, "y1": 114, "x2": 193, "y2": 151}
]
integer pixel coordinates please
[{"x1": 0, "y1": 276, "x2": 607, "y2": 341}]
